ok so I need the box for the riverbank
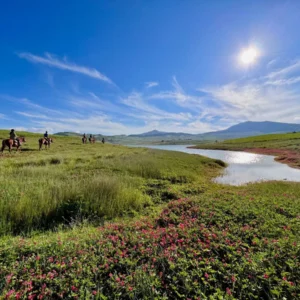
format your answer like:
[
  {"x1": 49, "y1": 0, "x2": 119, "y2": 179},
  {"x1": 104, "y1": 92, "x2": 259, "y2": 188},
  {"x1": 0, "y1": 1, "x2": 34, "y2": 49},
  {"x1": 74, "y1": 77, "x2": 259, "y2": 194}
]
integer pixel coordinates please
[{"x1": 190, "y1": 132, "x2": 300, "y2": 169}]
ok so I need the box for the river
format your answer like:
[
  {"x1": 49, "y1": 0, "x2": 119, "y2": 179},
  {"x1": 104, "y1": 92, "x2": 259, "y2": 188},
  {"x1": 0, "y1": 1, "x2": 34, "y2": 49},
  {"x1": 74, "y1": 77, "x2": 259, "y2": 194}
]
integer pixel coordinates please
[{"x1": 133, "y1": 145, "x2": 300, "y2": 185}]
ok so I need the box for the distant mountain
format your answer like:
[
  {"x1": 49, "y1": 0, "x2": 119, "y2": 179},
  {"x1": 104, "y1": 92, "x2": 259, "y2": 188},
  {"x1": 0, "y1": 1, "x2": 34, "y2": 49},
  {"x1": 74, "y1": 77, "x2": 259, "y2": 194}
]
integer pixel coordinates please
[
  {"x1": 129, "y1": 130, "x2": 193, "y2": 137},
  {"x1": 54, "y1": 121, "x2": 300, "y2": 144},
  {"x1": 224, "y1": 121, "x2": 300, "y2": 133},
  {"x1": 55, "y1": 132, "x2": 82, "y2": 137},
  {"x1": 201, "y1": 121, "x2": 300, "y2": 139}
]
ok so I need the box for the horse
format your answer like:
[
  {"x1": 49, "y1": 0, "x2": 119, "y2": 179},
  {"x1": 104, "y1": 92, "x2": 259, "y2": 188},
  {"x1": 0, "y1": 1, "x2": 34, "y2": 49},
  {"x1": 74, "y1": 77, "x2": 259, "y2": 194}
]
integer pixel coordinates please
[
  {"x1": 1, "y1": 137, "x2": 26, "y2": 152},
  {"x1": 82, "y1": 137, "x2": 87, "y2": 144},
  {"x1": 39, "y1": 137, "x2": 53, "y2": 150},
  {"x1": 89, "y1": 137, "x2": 96, "y2": 144}
]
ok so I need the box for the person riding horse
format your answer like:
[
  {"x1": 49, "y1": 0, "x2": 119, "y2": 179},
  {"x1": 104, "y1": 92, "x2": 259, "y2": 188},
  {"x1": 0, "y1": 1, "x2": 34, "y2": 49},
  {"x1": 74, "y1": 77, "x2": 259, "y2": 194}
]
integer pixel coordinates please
[
  {"x1": 9, "y1": 129, "x2": 20, "y2": 147},
  {"x1": 82, "y1": 133, "x2": 87, "y2": 144},
  {"x1": 44, "y1": 131, "x2": 49, "y2": 141},
  {"x1": 39, "y1": 132, "x2": 52, "y2": 150},
  {"x1": 89, "y1": 134, "x2": 95, "y2": 143},
  {"x1": 1, "y1": 130, "x2": 25, "y2": 152}
]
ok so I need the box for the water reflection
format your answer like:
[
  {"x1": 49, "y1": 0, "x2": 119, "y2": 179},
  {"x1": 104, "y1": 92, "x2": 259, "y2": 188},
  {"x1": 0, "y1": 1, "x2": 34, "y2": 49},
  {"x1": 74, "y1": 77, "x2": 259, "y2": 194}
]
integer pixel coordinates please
[{"x1": 134, "y1": 145, "x2": 300, "y2": 186}]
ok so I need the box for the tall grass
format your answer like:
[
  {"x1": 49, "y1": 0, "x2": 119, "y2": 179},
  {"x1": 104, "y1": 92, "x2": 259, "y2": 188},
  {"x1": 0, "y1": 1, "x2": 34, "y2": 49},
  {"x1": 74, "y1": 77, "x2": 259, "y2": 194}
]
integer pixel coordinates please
[{"x1": 0, "y1": 136, "x2": 222, "y2": 235}]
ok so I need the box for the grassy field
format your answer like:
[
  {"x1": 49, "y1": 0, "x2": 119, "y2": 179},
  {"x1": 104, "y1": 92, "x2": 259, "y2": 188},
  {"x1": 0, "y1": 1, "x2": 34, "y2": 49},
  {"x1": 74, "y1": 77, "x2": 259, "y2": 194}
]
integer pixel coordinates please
[
  {"x1": 192, "y1": 132, "x2": 300, "y2": 168},
  {"x1": 0, "y1": 130, "x2": 222, "y2": 236},
  {"x1": 0, "y1": 130, "x2": 299, "y2": 299}
]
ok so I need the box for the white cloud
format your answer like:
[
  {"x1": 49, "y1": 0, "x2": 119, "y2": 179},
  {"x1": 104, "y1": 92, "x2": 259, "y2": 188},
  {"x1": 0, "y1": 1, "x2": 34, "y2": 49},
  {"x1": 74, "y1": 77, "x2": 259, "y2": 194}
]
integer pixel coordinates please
[
  {"x1": 145, "y1": 81, "x2": 159, "y2": 88},
  {"x1": 16, "y1": 112, "x2": 51, "y2": 119},
  {"x1": 199, "y1": 60, "x2": 300, "y2": 124},
  {"x1": 17, "y1": 52, "x2": 114, "y2": 85},
  {"x1": 150, "y1": 76, "x2": 203, "y2": 110},
  {"x1": 265, "y1": 60, "x2": 300, "y2": 80},
  {"x1": 264, "y1": 76, "x2": 300, "y2": 86},
  {"x1": 121, "y1": 91, "x2": 192, "y2": 121}
]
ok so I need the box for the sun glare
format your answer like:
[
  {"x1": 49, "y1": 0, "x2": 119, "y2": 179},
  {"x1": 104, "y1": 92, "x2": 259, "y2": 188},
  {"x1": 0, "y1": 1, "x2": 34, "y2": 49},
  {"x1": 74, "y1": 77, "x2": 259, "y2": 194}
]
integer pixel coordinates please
[{"x1": 239, "y1": 47, "x2": 258, "y2": 65}]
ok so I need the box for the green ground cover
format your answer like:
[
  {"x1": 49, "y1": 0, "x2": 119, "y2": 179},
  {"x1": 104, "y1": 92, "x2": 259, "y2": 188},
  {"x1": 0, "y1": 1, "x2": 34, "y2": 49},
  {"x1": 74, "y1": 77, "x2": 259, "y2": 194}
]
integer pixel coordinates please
[
  {"x1": 192, "y1": 132, "x2": 300, "y2": 151},
  {"x1": 0, "y1": 131, "x2": 299, "y2": 299}
]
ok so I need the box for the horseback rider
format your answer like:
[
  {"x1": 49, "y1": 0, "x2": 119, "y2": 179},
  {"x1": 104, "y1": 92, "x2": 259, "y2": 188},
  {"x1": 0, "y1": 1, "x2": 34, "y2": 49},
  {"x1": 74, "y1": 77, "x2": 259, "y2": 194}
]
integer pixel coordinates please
[
  {"x1": 83, "y1": 133, "x2": 86, "y2": 139},
  {"x1": 44, "y1": 131, "x2": 49, "y2": 142},
  {"x1": 102, "y1": 138, "x2": 105, "y2": 144},
  {"x1": 90, "y1": 134, "x2": 93, "y2": 139},
  {"x1": 9, "y1": 129, "x2": 20, "y2": 147}
]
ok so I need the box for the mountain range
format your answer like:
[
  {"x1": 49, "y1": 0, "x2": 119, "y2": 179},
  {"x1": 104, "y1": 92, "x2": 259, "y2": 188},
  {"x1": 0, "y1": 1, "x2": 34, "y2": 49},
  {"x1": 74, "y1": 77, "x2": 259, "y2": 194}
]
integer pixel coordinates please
[{"x1": 55, "y1": 121, "x2": 300, "y2": 144}]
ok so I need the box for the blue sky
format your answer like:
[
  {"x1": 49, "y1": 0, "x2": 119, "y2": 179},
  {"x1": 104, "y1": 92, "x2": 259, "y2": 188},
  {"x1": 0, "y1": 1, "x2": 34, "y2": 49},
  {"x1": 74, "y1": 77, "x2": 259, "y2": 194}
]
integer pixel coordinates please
[{"x1": 1, "y1": 0, "x2": 300, "y2": 135}]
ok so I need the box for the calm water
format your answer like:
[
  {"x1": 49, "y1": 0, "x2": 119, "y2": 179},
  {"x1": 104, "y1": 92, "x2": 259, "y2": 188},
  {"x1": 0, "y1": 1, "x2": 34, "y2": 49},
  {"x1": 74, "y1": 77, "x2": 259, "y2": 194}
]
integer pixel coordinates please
[{"x1": 134, "y1": 145, "x2": 300, "y2": 185}]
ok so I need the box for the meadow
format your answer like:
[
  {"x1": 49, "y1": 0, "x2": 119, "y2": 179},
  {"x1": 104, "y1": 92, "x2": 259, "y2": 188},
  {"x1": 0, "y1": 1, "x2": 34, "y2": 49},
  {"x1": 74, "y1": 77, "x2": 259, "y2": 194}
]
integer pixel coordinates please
[{"x1": 0, "y1": 131, "x2": 299, "y2": 299}]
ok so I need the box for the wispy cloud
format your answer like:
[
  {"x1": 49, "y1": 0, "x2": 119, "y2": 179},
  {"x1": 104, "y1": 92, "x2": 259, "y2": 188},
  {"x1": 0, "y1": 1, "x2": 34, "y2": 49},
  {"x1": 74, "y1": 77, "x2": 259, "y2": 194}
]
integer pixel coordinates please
[
  {"x1": 145, "y1": 81, "x2": 159, "y2": 88},
  {"x1": 150, "y1": 76, "x2": 203, "y2": 110},
  {"x1": 121, "y1": 91, "x2": 192, "y2": 121},
  {"x1": 1, "y1": 94, "x2": 64, "y2": 116},
  {"x1": 16, "y1": 112, "x2": 51, "y2": 119},
  {"x1": 265, "y1": 60, "x2": 300, "y2": 80},
  {"x1": 264, "y1": 76, "x2": 300, "y2": 86},
  {"x1": 17, "y1": 52, "x2": 114, "y2": 85},
  {"x1": 199, "y1": 59, "x2": 300, "y2": 123}
]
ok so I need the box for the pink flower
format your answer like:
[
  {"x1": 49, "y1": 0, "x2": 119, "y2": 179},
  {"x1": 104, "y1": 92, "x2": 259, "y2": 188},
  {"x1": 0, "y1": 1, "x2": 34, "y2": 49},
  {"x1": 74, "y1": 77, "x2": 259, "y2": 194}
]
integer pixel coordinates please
[
  {"x1": 71, "y1": 286, "x2": 78, "y2": 292},
  {"x1": 226, "y1": 287, "x2": 232, "y2": 295},
  {"x1": 263, "y1": 274, "x2": 269, "y2": 279},
  {"x1": 204, "y1": 273, "x2": 209, "y2": 279}
]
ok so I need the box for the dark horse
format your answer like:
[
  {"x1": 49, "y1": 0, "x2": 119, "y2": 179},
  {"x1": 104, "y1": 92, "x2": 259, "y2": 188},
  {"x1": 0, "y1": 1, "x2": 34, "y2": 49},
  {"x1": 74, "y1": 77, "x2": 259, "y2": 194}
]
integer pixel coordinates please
[
  {"x1": 39, "y1": 138, "x2": 53, "y2": 150},
  {"x1": 89, "y1": 137, "x2": 96, "y2": 144},
  {"x1": 1, "y1": 137, "x2": 26, "y2": 152},
  {"x1": 82, "y1": 137, "x2": 87, "y2": 144}
]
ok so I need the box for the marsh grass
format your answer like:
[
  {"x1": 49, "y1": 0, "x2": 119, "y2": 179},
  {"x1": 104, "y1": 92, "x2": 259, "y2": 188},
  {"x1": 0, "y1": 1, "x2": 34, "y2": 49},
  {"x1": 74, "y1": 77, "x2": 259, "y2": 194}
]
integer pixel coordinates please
[{"x1": 0, "y1": 131, "x2": 222, "y2": 235}]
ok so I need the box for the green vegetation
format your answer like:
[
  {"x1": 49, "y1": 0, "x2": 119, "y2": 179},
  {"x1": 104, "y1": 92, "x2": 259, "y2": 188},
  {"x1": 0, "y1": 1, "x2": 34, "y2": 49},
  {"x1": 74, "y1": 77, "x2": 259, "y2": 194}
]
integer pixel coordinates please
[
  {"x1": 194, "y1": 132, "x2": 300, "y2": 151},
  {"x1": 0, "y1": 130, "x2": 299, "y2": 299},
  {"x1": 0, "y1": 130, "x2": 221, "y2": 235}
]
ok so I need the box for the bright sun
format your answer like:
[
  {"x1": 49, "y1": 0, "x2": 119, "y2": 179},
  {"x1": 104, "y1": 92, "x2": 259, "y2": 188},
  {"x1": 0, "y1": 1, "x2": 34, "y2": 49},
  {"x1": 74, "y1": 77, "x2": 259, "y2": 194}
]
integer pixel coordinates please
[{"x1": 239, "y1": 47, "x2": 258, "y2": 65}]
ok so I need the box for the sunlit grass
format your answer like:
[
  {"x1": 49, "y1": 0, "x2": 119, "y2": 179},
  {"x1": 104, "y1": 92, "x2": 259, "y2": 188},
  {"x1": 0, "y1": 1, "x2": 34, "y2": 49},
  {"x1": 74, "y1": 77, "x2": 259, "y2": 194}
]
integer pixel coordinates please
[{"x1": 0, "y1": 131, "x2": 223, "y2": 235}]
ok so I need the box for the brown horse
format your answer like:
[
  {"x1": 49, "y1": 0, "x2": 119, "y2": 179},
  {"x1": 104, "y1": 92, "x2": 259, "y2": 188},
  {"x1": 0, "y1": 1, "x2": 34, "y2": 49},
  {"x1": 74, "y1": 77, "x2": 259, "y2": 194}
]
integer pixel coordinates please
[
  {"x1": 82, "y1": 137, "x2": 87, "y2": 144},
  {"x1": 89, "y1": 137, "x2": 96, "y2": 144},
  {"x1": 39, "y1": 138, "x2": 53, "y2": 150},
  {"x1": 1, "y1": 137, "x2": 26, "y2": 152}
]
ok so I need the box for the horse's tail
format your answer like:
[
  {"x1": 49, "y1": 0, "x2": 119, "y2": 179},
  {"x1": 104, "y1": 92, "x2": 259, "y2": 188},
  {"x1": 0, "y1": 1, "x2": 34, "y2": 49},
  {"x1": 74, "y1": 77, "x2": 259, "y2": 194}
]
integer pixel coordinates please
[{"x1": 1, "y1": 140, "x2": 5, "y2": 152}]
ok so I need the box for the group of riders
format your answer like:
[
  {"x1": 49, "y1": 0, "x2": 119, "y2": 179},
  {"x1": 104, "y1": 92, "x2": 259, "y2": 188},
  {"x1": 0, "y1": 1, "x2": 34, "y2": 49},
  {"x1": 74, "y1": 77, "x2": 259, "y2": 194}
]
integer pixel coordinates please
[
  {"x1": 2, "y1": 129, "x2": 105, "y2": 152},
  {"x1": 8, "y1": 129, "x2": 50, "y2": 147},
  {"x1": 82, "y1": 133, "x2": 105, "y2": 144}
]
